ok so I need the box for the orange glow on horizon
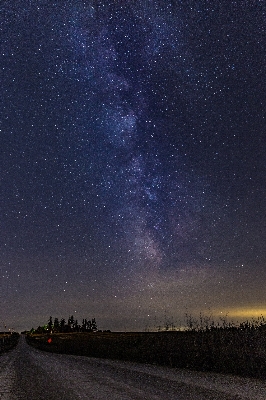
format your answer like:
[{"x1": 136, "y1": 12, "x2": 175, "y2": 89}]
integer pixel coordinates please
[{"x1": 213, "y1": 308, "x2": 266, "y2": 319}]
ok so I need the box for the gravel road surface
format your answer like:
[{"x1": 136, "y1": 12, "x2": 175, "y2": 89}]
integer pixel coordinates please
[{"x1": 0, "y1": 336, "x2": 266, "y2": 399}]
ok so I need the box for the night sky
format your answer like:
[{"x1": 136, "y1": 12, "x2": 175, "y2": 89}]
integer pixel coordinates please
[{"x1": 1, "y1": 1, "x2": 266, "y2": 332}]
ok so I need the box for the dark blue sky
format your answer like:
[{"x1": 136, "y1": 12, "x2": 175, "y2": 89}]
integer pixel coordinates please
[{"x1": 1, "y1": 1, "x2": 266, "y2": 331}]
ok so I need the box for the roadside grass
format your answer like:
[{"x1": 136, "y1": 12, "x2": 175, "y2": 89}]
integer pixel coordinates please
[
  {"x1": 0, "y1": 332, "x2": 20, "y2": 354},
  {"x1": 26, "y1": 326, "x2": 266, "y2": 379}
]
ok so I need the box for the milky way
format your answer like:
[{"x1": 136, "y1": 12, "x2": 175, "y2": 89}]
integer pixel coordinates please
[{"x1": 1, "y1": 1, "x2": 266, "y2": 331}]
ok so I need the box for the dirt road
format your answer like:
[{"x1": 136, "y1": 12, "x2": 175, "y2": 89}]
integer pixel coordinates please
[{"x1": 0, "y1": 336, "x2": 266, "y2": 399}]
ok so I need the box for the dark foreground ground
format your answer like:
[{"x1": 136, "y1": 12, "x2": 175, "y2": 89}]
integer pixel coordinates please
[
  {"x1": 26, "y1": 329, "x2": 266, "y2": 380},
  {"x1": 1, "y1": 335, "x2": 266, "y2": 399}
]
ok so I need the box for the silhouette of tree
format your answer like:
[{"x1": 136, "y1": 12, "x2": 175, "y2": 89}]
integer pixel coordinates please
[
  {"x1": 74, "y1": 319, "x2": 80, "y2": 332},
  {"x1": 82, "y1": 319, "x2": 92, "y2": 332},
  {"x1": 60, "y1": 318, "x2": 66, "y2": 332},
  {"x1": 91, "y1": 318, "x2": 97, "y2": 332},
  {"x1": 53, "y1": 317, "x2": 59, "y2": 332},
  {"x1": 32, "y1": 315, "x2": 99, "y2": 334},
  {"x1": 48, "y1": 316, "x2": 53, "y2": 332},
  {"x1": 68, "y1": 315, "x2": 75, "y2": 329}
]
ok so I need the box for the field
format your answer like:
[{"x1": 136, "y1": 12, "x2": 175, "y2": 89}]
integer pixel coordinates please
[{"x1": 26, "y1": 328, "x2": 266, "y2": 379}]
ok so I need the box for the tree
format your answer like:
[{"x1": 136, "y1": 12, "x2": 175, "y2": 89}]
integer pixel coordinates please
[
  {"x1": 48, "y1": 316, "x2": 53, "y2": 332},
  {"x1": 60, "y1": 318, "x2": 66, "y2": 332},
  {"x1": 82, "y1": 319, "x2": 92, "y2": 332},
  {"x1": 73, "y1": 319, "x2": 79, "y2": 332},
  {"x1": 68, "y1": 315, "x2": 75, "y2": 329},
  {"x1": 53, "y1": 317, "x2": 59, "y2": 332},
  {"x1": 91, "y1": 318, "x2": 97, "y2": 332},
  {"x1": 33, "y1": 315, "x2": 101, "y2": 334}
]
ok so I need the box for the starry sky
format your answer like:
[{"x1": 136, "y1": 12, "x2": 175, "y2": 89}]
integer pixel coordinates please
[{"x1": 1, "y1": 0, "x2": 266, "y2": 332}]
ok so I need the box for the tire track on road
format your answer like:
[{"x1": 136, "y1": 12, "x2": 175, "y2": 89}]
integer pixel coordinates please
[{"x1": 0, "y1": 348, "x2": 17, "y2": 400}]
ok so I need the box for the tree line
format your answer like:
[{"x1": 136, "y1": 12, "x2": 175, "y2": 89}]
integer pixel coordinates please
[{"x1": 31, "y1": 315, "x2": 98, "y2": 334}]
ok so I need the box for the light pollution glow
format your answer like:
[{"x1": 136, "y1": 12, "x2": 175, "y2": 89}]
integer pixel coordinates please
[{"x1": 214, "y1": 308, "x2": 266, "y2": 319}]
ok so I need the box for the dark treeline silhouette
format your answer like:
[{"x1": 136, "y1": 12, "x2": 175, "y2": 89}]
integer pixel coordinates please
[{"x1": 32, "y1": 316, "x2": 98, "y2": 334}]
